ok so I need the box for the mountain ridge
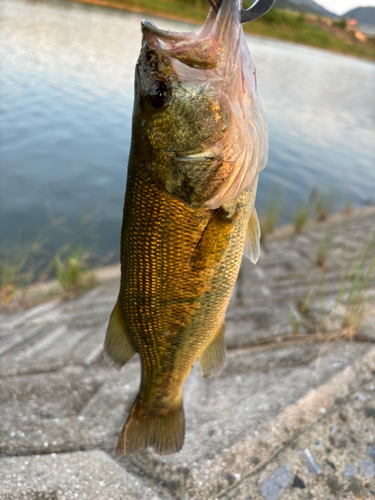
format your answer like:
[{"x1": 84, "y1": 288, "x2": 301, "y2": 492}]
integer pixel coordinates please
[
  {"x1": 286, "y1": 0, "x2": 337, "y2": 18},
  {"x1": 343, "y1": 6, "x2": 375, "y2": 25}
]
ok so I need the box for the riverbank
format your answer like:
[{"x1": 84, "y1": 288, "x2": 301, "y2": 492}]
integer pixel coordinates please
[
  {"x1": 1, "y1": 206, "x2": 374, "y2": 499},
  {"x1": 2, "y1": 205, "x2": 374, "y2": 312},
  {"x1": 1, "y1": 205, "x2": 373, "y2": 312},
  {"x1": 62, "y1": 0, "x2": 375, "y2": 60}
]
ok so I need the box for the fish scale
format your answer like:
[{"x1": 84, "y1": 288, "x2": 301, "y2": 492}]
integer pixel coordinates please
[{"x1": 121, "y1": 173, "x2": 212, "y2": 348}]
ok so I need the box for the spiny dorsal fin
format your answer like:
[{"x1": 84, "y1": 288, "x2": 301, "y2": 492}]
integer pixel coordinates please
[
  {"x1": 104, "y1": 301, "x2": 136, "y2": 370},
  {"x1": 199, "y1": 323, "x2": 226, "y2": 379},
  {"x1": 244, "y1": 207, "x2": 260, "y2": 264}
]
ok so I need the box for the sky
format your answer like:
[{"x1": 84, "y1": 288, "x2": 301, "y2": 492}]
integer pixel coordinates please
[{"x1": 316, "y1": 0, "x2": 375, "y2": 15}]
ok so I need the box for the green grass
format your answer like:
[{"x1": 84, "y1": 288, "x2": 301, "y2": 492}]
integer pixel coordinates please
[
  {"x1": 335, "y1": 233, "x2": 375, "y2": 332},
  {"x1": 0, "y1": 241, "x2": 40, "y2": 303},
  {"x1": 243, "y1": 9, "x2": 375, "y2": 60},
  {"x1": 259, "y1": 198, "x2": 282, "y2": 240},
  {"x1": 314, "y1": 193, "x2": 333, "y2": 222},
  {"x1": 0, "y1": 239, "x2": 97, "y2": 305},
  {"x1": 0, "y1": 214, "x2": 100, "y2": 304},
  {"x1": 316, "y1": 230, "x2": 335, "y2": 268},
  {"x1": 293, "y1": 204, "x2": 309, "y2": 233},
  {"x1": 55, "y1": 244, "x2": 96, "y2": 293},
  {"x1": 290, "y1": 229, "x2": 375, "y2": 338},
  {"x1": 94, "y1": 0, "x2": 375, "y2": 61}
]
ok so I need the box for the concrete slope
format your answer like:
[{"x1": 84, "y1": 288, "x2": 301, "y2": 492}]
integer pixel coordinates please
[{"x1": 0, "y1": 207, "x2": 374, "y2": 499}]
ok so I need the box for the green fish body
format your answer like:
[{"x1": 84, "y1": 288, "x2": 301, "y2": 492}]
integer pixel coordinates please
[{"x1": 105, "y1": 0, "x2": 268, "y2": 455}]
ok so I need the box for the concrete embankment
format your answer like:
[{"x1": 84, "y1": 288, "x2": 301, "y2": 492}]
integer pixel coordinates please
[{"x1": 0, "y1": 207, "x2": 374, "y2": 499}]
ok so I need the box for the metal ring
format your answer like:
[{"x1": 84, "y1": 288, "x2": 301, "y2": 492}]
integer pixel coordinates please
[
  {"x1": 241, "y1": 0, "x2": 275, "y2": 23},
  {"x1": 207, "y1": 0, "x2": 276, "y2": 24}
]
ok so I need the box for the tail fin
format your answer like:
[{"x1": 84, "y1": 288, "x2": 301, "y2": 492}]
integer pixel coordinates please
[{"x1": 116, "y1": 399, "x2": 185, "y2": 456}]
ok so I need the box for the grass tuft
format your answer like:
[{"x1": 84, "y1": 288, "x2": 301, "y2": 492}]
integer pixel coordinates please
[
  {"x1": 0, "y1": 239, "x2": 45, "y2": 304},
  {"x1": 290, "y1": 230, "x2": 375, "y2": 339},
  {"x1": 316, "y1": 230, "x2": 334, "y2": 268},
  {"x1": 293, "y1": 204, "x2": 309, "y2": 233},
  {"x1": 336, "y1": 234, "x2": 375, "y2": 333},
  {"x1": 55, "y1": 245, "x2": 96, "y2": 294},
  {"x1": 314, "y1": 194, "x2": 332, "y2": 222},
  {"x1": 259, "y1": 199, "x2": 281, "y2": 241}
]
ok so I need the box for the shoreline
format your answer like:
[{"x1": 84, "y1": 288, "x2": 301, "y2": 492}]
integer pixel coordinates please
[
  {"x1": 3, "y1": 205, "x2": 375, "y2": 313},
  {"x1": 59, "y1": 0, "x2": 375, "y2": 61},
  {"x1": 60, "y1": 0, "x2": 205, "y2": 24}
]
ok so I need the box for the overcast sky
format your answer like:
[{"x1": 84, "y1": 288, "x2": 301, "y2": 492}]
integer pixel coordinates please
[{"x1": 316, "y1": 0, "x2": 375, "y2": 15}]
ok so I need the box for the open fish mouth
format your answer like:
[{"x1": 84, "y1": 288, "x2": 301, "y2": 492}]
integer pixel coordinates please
[{"x1": 141, "y1": 0, "x2": 241, "y2": 71}]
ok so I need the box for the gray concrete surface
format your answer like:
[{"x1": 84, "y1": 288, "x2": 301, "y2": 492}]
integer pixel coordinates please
[
  {"x1": 1, "y1": 208, "x2": 374, "y2": 499},
  {"x1": 0, "y1": 450, "x2": 161, "y2": 500}
]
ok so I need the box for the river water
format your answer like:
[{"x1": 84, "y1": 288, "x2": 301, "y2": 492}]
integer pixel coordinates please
[{"x1": 1, "y1": 0, "x2": 374, "y2": 259}]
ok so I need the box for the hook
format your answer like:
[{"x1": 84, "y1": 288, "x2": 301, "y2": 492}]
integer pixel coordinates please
[{"x1": 207, "y1": 0, "x2": 276, "y2": 24}]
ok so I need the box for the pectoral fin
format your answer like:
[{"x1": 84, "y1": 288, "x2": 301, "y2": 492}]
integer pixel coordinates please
[
  {"x1": 190, "y1": 210, "x2": 232, "y2": 271},
  {"x1": 243, "y1": 207, "x2": 260, "y2": 264},
  {"x1": 199, "y1": 323, "x2": 226, "y2": 379},
  {"x1": 104, "y1": 301, "x2": 136, "y2": 369}
]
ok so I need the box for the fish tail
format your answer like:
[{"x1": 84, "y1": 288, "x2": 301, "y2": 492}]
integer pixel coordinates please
[{"x1": 116, "y1": 398, "x2": 185, "y2": 456}]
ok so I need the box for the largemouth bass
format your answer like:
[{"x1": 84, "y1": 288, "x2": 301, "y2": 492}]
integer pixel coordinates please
[{"x1": 105, "y1": 0, "x2": 268, "y2": 455}]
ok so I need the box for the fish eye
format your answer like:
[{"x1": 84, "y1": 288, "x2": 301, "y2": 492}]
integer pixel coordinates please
[{"x1": 147, "y1": 80, "x2": 170, "y2": 108}]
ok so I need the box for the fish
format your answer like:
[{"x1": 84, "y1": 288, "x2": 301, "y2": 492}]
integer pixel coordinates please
[{"x1": 104, "y1": 0, "x2": 268, "y2": 455}]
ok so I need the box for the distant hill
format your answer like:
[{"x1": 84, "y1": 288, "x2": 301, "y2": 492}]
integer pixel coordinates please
[
  {"x1": 286, "y1": 0, "x2": 336, "y2": 18},
  {"x1": 344, "y1": 6, "x2": 375, "y2": 25},
  {"x1": 275, "y1": 0, "x2": 337, "y2": 18}
]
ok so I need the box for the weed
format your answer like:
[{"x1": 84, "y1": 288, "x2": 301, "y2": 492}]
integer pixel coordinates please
[
  {"x1": 293, "y1": 204, "x2": 309, "y2": 233},
  {"x1": 314, "y1": 193, "x2": 333, "y2": 222},
  {"x1": 291, "y1": 230, "x2": 375, "y2": 338},
  {"x1": 342, "y1": 203, "x2": 352, "y2": 216},
  {"x1": 333, "y1": 19, "x2": 347, "y2": 30},
  {"x1": 55, "y1": 245, "x2": 96, "y2": 294},
  {"x1": 259, "y1": 197, "x2": 282, "y2": 241},
  {"x1": 289, "y1": 293, "x2": 313, "y2": 333},
  {"x1": 0, "y1": 237, "x2": 48, "y2": 304},
  {"x1": 316, "y1": 231, "x2": 335, "y2": 268},
  {"x1": 337, "y1": 235, "x2": 375, "y2": 332}
]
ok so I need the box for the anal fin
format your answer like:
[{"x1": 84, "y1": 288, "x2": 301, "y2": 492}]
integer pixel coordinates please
[
  {"x1": 244, "y1": 207, "x2": 260, "y2": 264},
  {"x1": 104, "y1": 300, "x2": 136, "y2": 370},
  {"x1": 199, "y1": 323, "x2": 226, "y2": 379}
]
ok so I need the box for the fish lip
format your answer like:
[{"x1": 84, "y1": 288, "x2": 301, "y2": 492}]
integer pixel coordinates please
[{"x1": 141, "y1": 20, "x2": 196, "y2": 42}]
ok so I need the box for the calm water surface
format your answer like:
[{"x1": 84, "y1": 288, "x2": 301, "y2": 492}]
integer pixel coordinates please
[{"x1": 1, "y1": 0, "x2": 374, "y2": 258}]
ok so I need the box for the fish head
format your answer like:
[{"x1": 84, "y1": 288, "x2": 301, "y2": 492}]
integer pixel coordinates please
[{"x1": 131, "y1": 0, "x2": 268, "y2": 209}]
